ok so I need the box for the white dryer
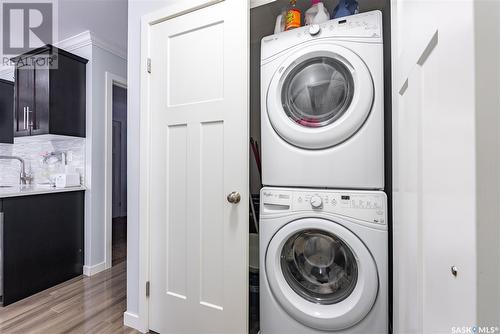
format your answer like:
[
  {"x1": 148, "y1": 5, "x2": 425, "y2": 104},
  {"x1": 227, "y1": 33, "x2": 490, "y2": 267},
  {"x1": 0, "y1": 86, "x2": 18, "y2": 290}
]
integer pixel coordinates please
[
  {"x1": 261, "y1": 11, "x2": 384, "y2": 189},
  {"x1": 260, "y1": 187, "x2": 387, "y2": 334}
]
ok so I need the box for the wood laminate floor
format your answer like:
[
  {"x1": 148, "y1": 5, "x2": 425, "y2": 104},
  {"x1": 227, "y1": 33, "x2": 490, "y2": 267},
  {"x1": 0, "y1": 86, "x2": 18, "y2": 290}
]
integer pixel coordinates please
[{"x1": 0, "y1": 262, "x2": 140, "y2": 334}]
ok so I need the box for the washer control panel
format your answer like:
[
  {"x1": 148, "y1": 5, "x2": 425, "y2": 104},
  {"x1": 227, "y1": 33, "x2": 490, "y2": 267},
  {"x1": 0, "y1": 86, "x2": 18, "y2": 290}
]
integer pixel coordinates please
[{"x1": 261, "y1": 188, "x2": 387, "y2": 225}]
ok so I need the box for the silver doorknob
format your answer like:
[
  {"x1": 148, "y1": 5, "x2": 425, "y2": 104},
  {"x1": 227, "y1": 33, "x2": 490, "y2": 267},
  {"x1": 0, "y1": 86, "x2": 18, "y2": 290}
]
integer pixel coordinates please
[{"x1": 227, "y1": 191, "x2": 241, "y2": 204}]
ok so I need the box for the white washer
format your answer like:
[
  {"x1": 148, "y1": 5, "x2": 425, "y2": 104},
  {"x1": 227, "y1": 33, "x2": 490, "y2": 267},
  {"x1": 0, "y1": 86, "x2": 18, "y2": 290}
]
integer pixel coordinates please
[
  {"x1": 260, "y1": 187, "x2": 387, "y2": 334},
  {"x1": 261, "y1": 11, "x2": 384, "y2": 189}
]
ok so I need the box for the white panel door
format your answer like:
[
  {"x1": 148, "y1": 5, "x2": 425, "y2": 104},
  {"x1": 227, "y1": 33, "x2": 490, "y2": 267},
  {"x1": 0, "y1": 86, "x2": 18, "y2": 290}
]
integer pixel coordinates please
[
  {"x1": 147, "y1": 1, "x2": 249, "y2": 333},
  {"x1": 392, "y1": 1, "x2": 477, "y2": 333}
]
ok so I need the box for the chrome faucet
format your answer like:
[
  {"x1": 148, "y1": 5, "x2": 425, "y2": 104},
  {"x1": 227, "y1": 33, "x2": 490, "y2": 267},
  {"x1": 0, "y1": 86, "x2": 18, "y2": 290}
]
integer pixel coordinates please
[{"x1": 0, "y1": 155, "x2": 33, "y2": 185}]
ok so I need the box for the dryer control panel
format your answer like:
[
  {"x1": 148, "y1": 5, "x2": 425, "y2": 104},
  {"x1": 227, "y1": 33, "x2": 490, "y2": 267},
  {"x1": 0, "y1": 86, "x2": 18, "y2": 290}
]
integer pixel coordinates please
[
  {"x1": 261, "y1": 10, "x2": 383, "y2": 62},
  {"x1": 261, "y1": 188, "x2": 387, "y2": 225}
]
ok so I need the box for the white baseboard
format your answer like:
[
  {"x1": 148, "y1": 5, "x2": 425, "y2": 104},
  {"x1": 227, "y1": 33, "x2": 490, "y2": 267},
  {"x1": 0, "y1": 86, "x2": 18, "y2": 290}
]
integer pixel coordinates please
[
  {"x1": 83, "y1": 261, "x2": 106, "y2": 276},
  {"x1": 124, "y1": 311, "x2": 147, "y2": 333}
]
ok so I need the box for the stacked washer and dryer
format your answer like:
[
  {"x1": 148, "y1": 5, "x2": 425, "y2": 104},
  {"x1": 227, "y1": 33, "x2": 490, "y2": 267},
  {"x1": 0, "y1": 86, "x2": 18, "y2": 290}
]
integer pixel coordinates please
[{"x1": 259, "y1": 10, "x2": 387, "y2": 334}]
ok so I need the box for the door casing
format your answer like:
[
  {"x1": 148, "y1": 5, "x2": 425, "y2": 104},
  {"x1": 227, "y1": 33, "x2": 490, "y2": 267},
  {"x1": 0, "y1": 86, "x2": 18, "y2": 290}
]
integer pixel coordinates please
[{"x1": 104, "y1": 72, "x2": 127, "y2": 271}]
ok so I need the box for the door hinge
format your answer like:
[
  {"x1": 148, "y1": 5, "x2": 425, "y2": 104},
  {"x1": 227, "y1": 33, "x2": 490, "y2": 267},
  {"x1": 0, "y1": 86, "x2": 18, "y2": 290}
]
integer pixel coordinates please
[
  {"x1": 146, "y1": 281, "x2": 150, "y2": 297},
  {"x1": 147, "y1": 58, "x2": 151, "y2": 74}
]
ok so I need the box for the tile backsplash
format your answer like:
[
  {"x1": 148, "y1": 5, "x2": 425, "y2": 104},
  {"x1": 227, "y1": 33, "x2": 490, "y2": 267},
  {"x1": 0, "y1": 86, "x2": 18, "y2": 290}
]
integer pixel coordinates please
[{"x1": 0, "y1": 135, "x2": 85, "y2": 186}]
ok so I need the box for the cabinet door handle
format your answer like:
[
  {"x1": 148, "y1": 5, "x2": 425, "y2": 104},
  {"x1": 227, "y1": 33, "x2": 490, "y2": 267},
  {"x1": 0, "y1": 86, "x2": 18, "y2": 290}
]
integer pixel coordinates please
[
  {"x1": 23, "y1": 107, "x2": 27, "y2": 130},
  {"x1": 26, "y1": 107, "x2": 33, "y2": 132}
]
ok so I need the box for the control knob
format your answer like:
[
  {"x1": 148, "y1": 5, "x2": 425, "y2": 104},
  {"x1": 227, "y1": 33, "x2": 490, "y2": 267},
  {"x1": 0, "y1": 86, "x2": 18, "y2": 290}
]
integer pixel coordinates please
[
  {"x1": 309, "y1": 24, "x2": 321, "y2": 36},
  {"x1": 310, "y1": 195, "x2": 323, "y2": 208}
]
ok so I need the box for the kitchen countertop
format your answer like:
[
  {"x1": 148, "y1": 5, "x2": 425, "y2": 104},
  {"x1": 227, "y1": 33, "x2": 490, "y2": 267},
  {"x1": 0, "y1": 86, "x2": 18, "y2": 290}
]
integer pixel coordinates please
[{"x1": 0, "y1": 184, "x2": 86, "y2": 198}]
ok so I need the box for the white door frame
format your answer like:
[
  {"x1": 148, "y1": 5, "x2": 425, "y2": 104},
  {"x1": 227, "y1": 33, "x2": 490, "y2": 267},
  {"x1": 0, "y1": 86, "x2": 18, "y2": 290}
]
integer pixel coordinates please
[
  {"x1": 137, "y1": 1, "x2": 247, "y2": 331},
  {"x1": 104, "y1": 71, "x2": 127, "y2": 270}
]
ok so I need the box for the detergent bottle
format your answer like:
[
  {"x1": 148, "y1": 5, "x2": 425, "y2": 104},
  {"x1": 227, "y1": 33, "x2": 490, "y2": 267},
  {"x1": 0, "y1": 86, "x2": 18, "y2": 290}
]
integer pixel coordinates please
[
  {"x1": 274, "y1": 8, "x2": 286, "y2": 34},
  {"x1": 305, "y1": 0, "x2": 330, "y2": 25},
  {"x1": 285, "y1": 0, "x2": 301, "y2": 31},
  {"x1": 332, "y1": 0, "x2": 359, "y2": 19}
]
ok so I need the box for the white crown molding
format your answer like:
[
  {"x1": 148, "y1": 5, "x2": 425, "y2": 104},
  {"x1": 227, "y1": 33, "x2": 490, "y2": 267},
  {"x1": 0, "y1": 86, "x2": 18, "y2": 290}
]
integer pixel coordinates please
[
  {"x1": 56, "y1": 31, "x2": 93, "y2": 52},
  {"x1": 91, "y1": 35, "x2": 128, "y2": 60},
  {"x1": 56, "y1": 30, "x2": 127, "y2": 60}
]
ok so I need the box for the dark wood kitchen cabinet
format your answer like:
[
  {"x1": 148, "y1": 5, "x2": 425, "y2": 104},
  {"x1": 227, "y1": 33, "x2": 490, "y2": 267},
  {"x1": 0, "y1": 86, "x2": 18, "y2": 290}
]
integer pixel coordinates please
[
  {"x1": 0, "y1": 79, "x2": 14, "y2": 143},
  {"x1": 12, "y1": 45, "x2": 88, "y2": 138},
  {"x1": 0, "y1": 190, "x2": 84, "y2": 306}
]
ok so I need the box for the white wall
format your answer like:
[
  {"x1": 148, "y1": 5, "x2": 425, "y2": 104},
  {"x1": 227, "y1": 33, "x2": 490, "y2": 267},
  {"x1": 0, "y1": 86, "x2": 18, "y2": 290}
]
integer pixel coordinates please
[
  {"x1": 474, "y1": 0, "x2": 500, "y2": 326},
  {"x1": 58, "y1": 0, "x2": 128, "y2": 52},
  {"x1": 88, "y1": 44, "x2": 127, "y2": 269}
]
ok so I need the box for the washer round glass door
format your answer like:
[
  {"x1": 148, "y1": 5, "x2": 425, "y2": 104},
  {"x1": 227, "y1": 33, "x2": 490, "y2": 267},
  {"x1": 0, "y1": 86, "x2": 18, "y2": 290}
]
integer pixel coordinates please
[
  {"x1": 267, "y1": 43, "x2": 374, "y2": 149},
  {"x1": 265, "y1": 218, "x2": 378, "y2": 331}
]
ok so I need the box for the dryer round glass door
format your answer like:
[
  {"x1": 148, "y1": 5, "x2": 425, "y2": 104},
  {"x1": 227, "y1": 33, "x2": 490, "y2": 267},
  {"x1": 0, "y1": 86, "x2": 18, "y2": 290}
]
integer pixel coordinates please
[
  {"x1": 267, "y1": 44, "x2": 374, "y2": 149},
  {"x1": 281, "y1": 57, "x2": 354, "y2": 128},
  {"x1": 265, "y1": 218, "x2": 378, "y2": 331}
]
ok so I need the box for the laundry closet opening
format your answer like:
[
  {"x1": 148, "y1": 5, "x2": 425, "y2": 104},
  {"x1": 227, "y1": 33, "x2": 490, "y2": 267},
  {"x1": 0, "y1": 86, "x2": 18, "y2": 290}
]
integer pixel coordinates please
[{"x1": 248, "y1": 1, "x2": 391, "y2": 333}]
